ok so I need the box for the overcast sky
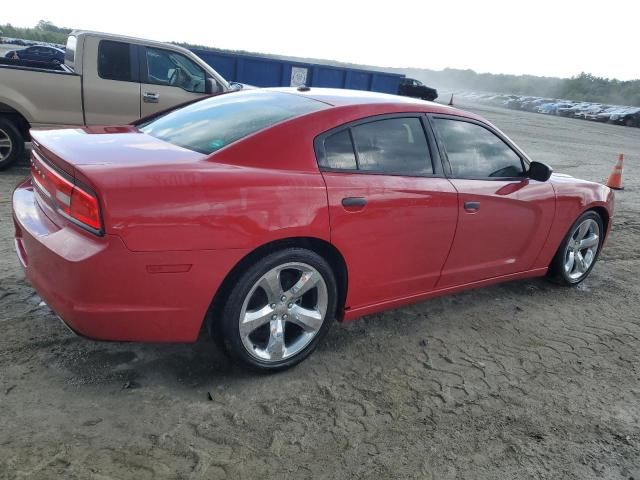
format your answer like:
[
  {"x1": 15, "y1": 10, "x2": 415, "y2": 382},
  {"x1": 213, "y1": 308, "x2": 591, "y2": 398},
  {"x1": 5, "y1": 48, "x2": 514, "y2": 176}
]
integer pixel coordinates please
[{"x1": 7, "y1": 0, "x2": 638, "y2": 80}]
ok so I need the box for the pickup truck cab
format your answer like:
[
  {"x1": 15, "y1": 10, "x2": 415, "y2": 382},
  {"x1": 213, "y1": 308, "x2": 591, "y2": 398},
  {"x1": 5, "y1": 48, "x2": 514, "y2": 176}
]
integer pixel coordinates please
[{"x1": 0, "y1": 30, "x2": 231, "y2": 168}]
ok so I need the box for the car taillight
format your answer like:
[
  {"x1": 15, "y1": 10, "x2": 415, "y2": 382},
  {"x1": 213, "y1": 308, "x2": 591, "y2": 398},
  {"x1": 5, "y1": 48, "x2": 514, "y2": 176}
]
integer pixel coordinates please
[
  {"x1": 70, "y1": 186, "x2": 101, "y2": 230},
  {"x1": 31, "y1": 157, "x2": 103, "y2": 233}
]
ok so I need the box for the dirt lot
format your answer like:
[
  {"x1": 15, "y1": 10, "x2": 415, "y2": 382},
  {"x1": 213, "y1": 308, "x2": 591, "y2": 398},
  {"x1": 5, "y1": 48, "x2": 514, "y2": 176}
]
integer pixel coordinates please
[{"x1": 1, "y1": 104, "x2": 639, "y2": 479}]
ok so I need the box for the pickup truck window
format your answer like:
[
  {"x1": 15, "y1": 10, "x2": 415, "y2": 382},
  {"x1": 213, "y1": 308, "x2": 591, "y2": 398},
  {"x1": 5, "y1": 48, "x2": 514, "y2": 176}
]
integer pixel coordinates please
[
  {"x1": 140, "y1": 90, "x2": 326, "y2": 155},
  {"x1": 98, "y1": 40, "x2": 132, "y2": 82},
  {"x1": 146, "y1": 48, "x2": 205, "y2": 93}
]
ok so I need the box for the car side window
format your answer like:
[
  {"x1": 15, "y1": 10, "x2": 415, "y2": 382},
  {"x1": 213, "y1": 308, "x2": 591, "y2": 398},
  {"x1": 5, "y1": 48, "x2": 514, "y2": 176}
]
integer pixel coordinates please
[
  {"x1": 98, "y1": 40, "x2": 132, "y2": 82},
  {"x1": 319, "y1": 117, "x2": 433, "y2": 175},
  {"x1": 433, "y1": 118, "x2": 524, "y2": 178},
  {"x1": 324, "y1": 130, "x2": 357, "y2": 170},
  {"x1": 146, "y1": 48, "x2": 205, "y2": 93},
  {"x1": 352, "y1": 118, "x2": 433, "y2": 175}
]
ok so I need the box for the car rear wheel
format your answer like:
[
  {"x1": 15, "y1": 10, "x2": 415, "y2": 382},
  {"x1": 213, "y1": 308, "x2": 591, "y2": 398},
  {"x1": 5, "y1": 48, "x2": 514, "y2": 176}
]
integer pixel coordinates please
[
  {"x1": 0, "y1": 118, "x2": 24, "y2": 170},
  {"x1": 549, "y1": 211, "x2": 603, "y2": 286},
  {"x1": 219, "y1": 248, "x2": 337, "y2": 371}
]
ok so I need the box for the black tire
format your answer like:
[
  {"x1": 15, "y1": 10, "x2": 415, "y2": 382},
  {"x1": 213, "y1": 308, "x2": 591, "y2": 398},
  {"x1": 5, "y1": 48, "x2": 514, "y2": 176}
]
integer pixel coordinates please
[
  {"x1": 624, "y1": 117, "x2": 636, "y2": 128},
  {"x1": 218, "y1": 248, "x2": 338, "y2": 371},
  {"x1": 548, "y1": 211, "x2": 604, "y2": 286},
  {"x1": 0, "y1": 117, "x2": 25, "y2": 170}
]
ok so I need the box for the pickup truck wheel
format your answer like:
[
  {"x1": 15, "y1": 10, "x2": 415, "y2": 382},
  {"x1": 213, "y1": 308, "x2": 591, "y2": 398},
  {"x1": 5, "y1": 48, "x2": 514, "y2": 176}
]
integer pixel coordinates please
[{"x1": 0, "y1": 118, "x2": 24, "y2": 170}]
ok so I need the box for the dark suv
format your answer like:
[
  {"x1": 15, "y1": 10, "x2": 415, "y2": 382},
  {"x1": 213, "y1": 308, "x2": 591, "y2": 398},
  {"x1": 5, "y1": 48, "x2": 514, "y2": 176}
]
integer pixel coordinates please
[{"x1": 398, "y1": 78, "x2": 438, "y2": 101}]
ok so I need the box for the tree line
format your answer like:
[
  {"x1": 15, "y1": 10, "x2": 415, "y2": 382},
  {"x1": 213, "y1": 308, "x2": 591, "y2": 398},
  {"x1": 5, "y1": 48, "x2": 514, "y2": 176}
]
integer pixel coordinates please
[
  {"x1": 0, "y1": 21, "x2": 70, "y2": 44},
  {"x1": 3, "y1": 21, "x2": 639, "y2": 106},
  {"x1": 406, "y1": 68, "x2": 640, "y2": 107}
]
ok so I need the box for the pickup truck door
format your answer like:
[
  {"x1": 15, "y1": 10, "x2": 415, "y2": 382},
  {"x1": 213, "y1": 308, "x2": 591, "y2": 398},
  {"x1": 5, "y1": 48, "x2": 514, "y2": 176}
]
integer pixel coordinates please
[
  {"x1": 139, "y1": 46, "x2": 208, "y2": 117},
  {"x1": 82, "y1": 37, "x2": 141, "y2": 124}
]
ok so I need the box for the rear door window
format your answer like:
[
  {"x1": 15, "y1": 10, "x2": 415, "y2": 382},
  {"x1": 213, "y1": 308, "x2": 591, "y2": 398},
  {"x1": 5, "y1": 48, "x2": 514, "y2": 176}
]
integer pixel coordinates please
[
  {"x1": 318, "y1": 117, "x2": 434, "y2": 175},
  {"x1": 323, "y1": 130, "x2": 357, "y2": 170},
  {"x1": 98, "y1": 40, "x2": 132, "y2": 82},
  {"x1": 352, "y1": 117, "x2": 433, "y2": 175}
]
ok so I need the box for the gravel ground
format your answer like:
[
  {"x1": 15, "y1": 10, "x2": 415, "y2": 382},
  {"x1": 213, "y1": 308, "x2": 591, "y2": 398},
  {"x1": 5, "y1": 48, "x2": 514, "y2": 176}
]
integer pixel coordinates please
[{"x1": 1, "y1": 103, "x2": 639, "y2": 479}]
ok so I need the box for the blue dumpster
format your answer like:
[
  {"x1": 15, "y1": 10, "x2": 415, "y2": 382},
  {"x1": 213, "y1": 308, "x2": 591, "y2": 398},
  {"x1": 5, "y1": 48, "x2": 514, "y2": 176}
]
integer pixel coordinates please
[{"x1": 190, "y1": 49, "x2": 404, "y2": 95}]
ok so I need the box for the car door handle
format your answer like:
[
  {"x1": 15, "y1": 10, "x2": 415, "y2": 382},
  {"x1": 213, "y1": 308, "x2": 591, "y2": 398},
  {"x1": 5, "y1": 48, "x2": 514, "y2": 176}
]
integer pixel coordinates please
[
  {"x1": 464, "y1": 201, "x2": 480, "y2": 212},
  {"x1": 143, "y1": 92, "x2": 160, "y2": 103},
  {"x1": 341, "y1": 197, "x2": 367, "y2": 208}
]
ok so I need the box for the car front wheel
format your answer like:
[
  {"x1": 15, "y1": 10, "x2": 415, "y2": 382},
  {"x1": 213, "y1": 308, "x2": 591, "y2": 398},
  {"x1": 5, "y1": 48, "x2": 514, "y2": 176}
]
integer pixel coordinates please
[
  {"x1": 549, "y1": 211, "x2": 604, "y2": 285},
  {"x1": 219, "y1": 248, "x2": 338, "y2": 371}
]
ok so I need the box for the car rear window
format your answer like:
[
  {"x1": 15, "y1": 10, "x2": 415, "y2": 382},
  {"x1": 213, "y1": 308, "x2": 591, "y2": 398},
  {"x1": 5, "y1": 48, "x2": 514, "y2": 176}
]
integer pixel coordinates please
[{"x1": 139, "y1": 90, "x2": 327, "y2": 155}]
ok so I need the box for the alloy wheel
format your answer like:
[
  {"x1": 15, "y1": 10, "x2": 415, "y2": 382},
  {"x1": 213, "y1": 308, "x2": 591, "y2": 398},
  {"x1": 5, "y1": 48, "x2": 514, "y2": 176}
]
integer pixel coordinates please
[
  {"x1": 563, "y1": 218, "x2": 600, "y2": 281},
  {"x1": 239, "y1": 262, "x2": 328, "y2": 362}
]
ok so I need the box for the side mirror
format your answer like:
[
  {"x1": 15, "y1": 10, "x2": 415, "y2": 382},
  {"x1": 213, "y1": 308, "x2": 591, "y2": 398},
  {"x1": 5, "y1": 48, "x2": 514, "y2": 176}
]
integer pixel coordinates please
[
  {"x1": 528, "y1": 161, "x2": 553, "y2": 182},
  {"x1": 229, "y1": 81, "x2": 244, "y2": 91},
  {"x1": 205, "y1": 78, "x2": 220, "y2": 95}
]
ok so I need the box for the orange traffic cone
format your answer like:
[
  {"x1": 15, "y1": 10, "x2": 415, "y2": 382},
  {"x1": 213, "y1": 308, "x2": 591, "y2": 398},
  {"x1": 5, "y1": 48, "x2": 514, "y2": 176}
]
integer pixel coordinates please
[
  {"x1": 606, "y1": 153, "x2": 624, "y2": 190},
  {"x1": 448, "y1": 94, "x2": 454, "y2": 106}
]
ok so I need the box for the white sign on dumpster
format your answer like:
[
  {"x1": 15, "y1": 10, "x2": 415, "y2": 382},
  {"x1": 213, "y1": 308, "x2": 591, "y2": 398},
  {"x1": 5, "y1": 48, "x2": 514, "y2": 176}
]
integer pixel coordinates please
[{"x1": 290, "y1": 67, "x2": 308, "y2": 87}]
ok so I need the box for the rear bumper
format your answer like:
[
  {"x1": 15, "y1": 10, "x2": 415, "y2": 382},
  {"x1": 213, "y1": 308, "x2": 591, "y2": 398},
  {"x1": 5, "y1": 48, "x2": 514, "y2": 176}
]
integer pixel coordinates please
[{"x1": 13, "y1": 178, "x2": 246, "y2": 342}]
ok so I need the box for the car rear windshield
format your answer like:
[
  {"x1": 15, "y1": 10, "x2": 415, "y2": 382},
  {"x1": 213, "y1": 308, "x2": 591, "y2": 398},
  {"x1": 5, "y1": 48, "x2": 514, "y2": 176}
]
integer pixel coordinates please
[{"x1": 139, "y1": 90, "x2": 327, "y2": 155}]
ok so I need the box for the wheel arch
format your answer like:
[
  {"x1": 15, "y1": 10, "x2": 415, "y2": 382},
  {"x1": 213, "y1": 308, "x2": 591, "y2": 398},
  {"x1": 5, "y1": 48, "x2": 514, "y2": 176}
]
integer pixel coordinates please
[
  {"x1": 587, "y1": 205, "x2": 609, "y2": 235},
  {"x1": 205, "y1": 236, "x2": 349, "y2": 338},
  {"x1": 0, "y1": 102, "x2": 31, "y2": 140}
]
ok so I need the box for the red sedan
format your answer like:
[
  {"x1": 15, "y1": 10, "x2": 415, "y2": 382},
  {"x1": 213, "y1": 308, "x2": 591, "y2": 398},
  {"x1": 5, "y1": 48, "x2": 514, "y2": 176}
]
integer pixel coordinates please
[{"x1": 12, "y1": 88, "x2": 614, "y2": 370}]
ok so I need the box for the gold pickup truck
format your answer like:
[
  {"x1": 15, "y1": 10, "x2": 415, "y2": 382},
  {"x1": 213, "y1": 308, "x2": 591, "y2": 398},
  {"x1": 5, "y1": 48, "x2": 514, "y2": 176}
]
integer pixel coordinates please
[{"x1": 0, "y1": 30, "x2": 232, "y2": 168}]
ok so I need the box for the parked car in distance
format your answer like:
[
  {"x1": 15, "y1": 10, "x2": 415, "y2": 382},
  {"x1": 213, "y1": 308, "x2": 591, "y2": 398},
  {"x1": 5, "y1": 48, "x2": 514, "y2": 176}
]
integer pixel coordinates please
[
  {"x1": 0, "y1": 30, "x2": 232, "y2": 169},
  {"x1": 609, "y1": 107, "x2": 640, "y2": 127},
  {"x1": 4, "y1": 45, "x2": 65, "y2": 64},
  {"x1": 13, "y1": 87, "x2": 614, "y2": 371},
  {"x1": 555, "y1": 102, "x2": 577, "y2": 116},
  {"x1": 537, "y1": 102, "x2": 558, "y2": 114},
  {"x1": 593, "y1": 106, "x2": 622, "y2": 122},
  {"x1": 577, "y1": 104, "x2": 605, "y2": 120},
  {"x1": 583, "y1": 105, "x2": 611, "y2": 121},
  {"x1": 398, "y1": 77, "x2": 438, "y2": 101}
]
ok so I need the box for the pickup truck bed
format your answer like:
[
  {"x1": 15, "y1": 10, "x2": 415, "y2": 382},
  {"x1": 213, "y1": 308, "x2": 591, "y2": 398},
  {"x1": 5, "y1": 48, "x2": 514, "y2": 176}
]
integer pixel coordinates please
[
  {"x1": 0, "y1": 62, "x2": 84, "y2": 126},
  {"x1": 0, "y1": 57, "x2": 70, "y2": 71}
]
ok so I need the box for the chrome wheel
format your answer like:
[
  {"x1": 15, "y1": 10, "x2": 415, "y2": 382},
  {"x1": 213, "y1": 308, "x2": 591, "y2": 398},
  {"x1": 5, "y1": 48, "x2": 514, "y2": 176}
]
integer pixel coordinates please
[
  {"x1": 239, "y1": 262, "x2": 328, "y2": 362},
  {"x1": 0, "y1": 128, "x2": 12, "y2": 162},
  {"x1": 563, "y1": 218, "x2": 600, "y2": 281}
]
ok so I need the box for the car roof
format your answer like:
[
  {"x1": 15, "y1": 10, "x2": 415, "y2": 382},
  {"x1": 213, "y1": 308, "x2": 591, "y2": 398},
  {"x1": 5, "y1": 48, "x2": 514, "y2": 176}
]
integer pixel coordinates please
[{"x1": 266, "y1": 87, "x2": 475, "y2": 118}]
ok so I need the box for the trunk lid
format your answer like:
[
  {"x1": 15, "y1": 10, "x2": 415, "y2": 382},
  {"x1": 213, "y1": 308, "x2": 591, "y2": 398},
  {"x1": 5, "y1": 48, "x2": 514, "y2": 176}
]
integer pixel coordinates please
[
  {"x1": 31, "y1": 126, "x2": 205, "y2": 177},
  {"x1": 29, "y1": 126, "x2": 207, "y2": 234}
]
